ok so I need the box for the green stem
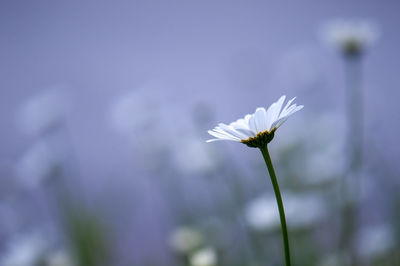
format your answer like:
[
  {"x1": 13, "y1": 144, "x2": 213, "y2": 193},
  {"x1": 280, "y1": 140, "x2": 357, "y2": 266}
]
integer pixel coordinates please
[{"x1": 260, "y1": 145, "x2": 291, "y2": 266}]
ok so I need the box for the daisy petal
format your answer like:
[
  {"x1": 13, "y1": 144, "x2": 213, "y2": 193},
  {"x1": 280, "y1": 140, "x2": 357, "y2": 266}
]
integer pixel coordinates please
[
  {"x1": 208, "y1": 130, "x2": 240, "y2": 141},
  {"x1": 206, "y1": 138, "x2": 229, "y2": 143},
  {"x1": 248, "y1": 114, "x2": 258, "y2": 134},
  {"x1": 236, "y1": 128, "x2": 256, "y2": 138},
  {"x1": 272, "y1": 95, "x2": 286, "y2": 121},
  {"x1": 285, "y1": 105, "x2": 304, "y2": 117},
  {"x1": 218, "y1": 123, "x2": 248, "y2": 139},
  {"x1": 254, "y1": 107, "x2": 268, "y2": 132}
]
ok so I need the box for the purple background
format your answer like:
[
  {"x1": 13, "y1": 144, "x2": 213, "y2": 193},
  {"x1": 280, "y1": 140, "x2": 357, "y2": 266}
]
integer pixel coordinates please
[{"x1": 1, "y1": 0, "x2": 399, "y2": 264}]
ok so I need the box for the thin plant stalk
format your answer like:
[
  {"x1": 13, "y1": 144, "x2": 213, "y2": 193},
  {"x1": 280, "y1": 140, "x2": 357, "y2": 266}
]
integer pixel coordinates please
[
  {"x1": 340, "y1": 55, "x2": 363, "y2": 261},
  {"x1": 260, "y1": 145, "x2": 291, "y2": 266},
  {"x1": 345, "y1": 55, "x2": 363, "y2": 174}
]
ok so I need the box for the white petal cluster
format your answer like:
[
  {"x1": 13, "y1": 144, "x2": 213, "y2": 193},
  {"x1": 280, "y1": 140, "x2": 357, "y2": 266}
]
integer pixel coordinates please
[
  {"x1": 207, "y1": 96, "x2": 303, "y2": 143},
  {"x1": 321, "y1": 19, "x2": 379, "y2": 53},
  {"x1": 189, "y1": 247, "x2": 217, "y2": 266}
]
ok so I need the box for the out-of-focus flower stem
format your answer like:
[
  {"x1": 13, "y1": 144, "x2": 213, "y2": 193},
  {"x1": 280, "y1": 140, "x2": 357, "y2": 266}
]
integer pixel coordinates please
[
  {"x1": 260, "y1": 145, "x2": 291, "y2": 266},
  {"x1": 345, "y1": 55, "x2": 363, "y2": 174},
  {"x1": 340, "y1": 53, "x2": 364, "y2": 264}
]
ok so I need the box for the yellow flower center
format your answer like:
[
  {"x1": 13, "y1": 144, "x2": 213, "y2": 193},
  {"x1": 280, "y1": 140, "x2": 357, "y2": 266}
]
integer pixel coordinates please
[{"x1": 241, "y1": 129, "x2": 276, "y2": 148}]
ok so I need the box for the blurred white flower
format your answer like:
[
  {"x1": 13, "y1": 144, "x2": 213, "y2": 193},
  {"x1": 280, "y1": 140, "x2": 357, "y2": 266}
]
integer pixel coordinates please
[
  {"x1": 109, "y1": 89, "x2": 163, "y2": 137},
  {"x1": 245, "y1": 195, "x2": 279, "y2": 231},
  {"x1": 357, "y1": 224, "x2": 395, "y2": 260},
  {"x1": 245, "y1": 192, "x2": 326, "y2": 231},
  {"x1": 16, "y1": 89, "x2": 68, "y2": 136},
  {"x1": 45, "y1": 250, "x2": 76, "y2": 266},
  {"x1": 1, "y1": 232, "x2": 49, "y2": 266},
  {"x1": 207, "y1": 96, "x2": 303, "y2": 148},
  {"x1": 318, "y1": 252, "x2": 350, "y2": 266},
  {"x1": 14, "y1": 140, "x2": 62, "y2": 188},
  {"x1": 271, "y1": 112, "x2": 345, "y2": 185},
  {"x1": 189, "y1": 247, "x2": 217, "y2": 266},
  {"x1": 284, "y1": 192, "x2": 327, "y2": 229},
  {"x1": 320, "y1": 19, "x2": 379, "y2": 55},
  {"x1": 303, "y1": 114, "x2": 346, "y2": 184},
  {"x1": 173, "y1": 137, "x2": 220, "y2": 174},
  {"x1": 169, "y1": 226, "x2": 204, "y2": 254}
]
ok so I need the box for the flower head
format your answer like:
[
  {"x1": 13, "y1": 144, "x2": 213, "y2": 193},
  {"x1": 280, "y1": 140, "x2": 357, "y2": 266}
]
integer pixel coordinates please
[
  {"x1": 320, "y1": 19, "x2": 379, "y2": 56},
  {"x1": 207, "y1": 96, "x2": 303, "y2": 148}
]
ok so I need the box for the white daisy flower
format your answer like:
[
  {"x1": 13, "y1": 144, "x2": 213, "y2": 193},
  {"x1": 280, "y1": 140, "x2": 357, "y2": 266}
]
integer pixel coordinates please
[
  {"x1": 320, "y1": 19, "x2": 379, "y2": 56},
  {"x1": 207, "y1": 95, "x2": 303, "y2": 148}
]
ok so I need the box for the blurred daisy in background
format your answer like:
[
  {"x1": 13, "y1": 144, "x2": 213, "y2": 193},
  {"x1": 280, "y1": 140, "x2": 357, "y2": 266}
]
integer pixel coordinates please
[
  {"x1": 284, "y1": 192, "x2": 327, "y2": 230},
  {"x1": 44, "y1": 249, "x2": 76, "y2": 266},
  {"x1": 168, "y1": 226, "x2": 204, "y2": 255},
  {"x1": 356, "y1": 223, "x2": 395, "y2": 261},
  {"x1": 245, "y1": 195, "x2": 279, "y2": 232},
  {"x1": 109, "y1": 88, "x2": 175, "y2": 171},
  {"x1": 320, "y1": 19, "x2": 380, "y2": 56},
  {"x1": 14, "y1": 139, "x2": 64, "y2": 189},
  {"x1": 271, "y1": 112, "x2": 346, "y2": 186},
  {"x1": 0, "y1": 232, "x2": 50, "y2": 266},
  {"x1": 189, "y1": 247, "x2": 217, "y2": 266},
  {"x1": 318, "y1": 252, "x2": 351, "y2": 266},
  {"x1": 109, "y1": 88, "x2": 165, "y2": 139},
  {"x1": 16, "y1": 89, "x2": 69, "y2": 137},
  {"x1": 173, "y1": 137, "x2": 221, "y2": 175},
  {"x1": 245, "y1": 192, "x2": 327, "y2": 232}
]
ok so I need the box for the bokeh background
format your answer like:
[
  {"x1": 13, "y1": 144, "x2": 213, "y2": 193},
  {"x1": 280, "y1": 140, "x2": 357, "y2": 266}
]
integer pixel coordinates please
[{"x1": 1, "y1": 1, "x2": 399, "y2": 265}]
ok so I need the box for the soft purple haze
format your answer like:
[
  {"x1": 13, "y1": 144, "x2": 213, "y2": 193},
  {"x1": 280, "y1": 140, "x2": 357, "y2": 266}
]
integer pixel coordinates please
[{"x1": 1, "y1": 1, "x2": 399, "y2": 265}]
